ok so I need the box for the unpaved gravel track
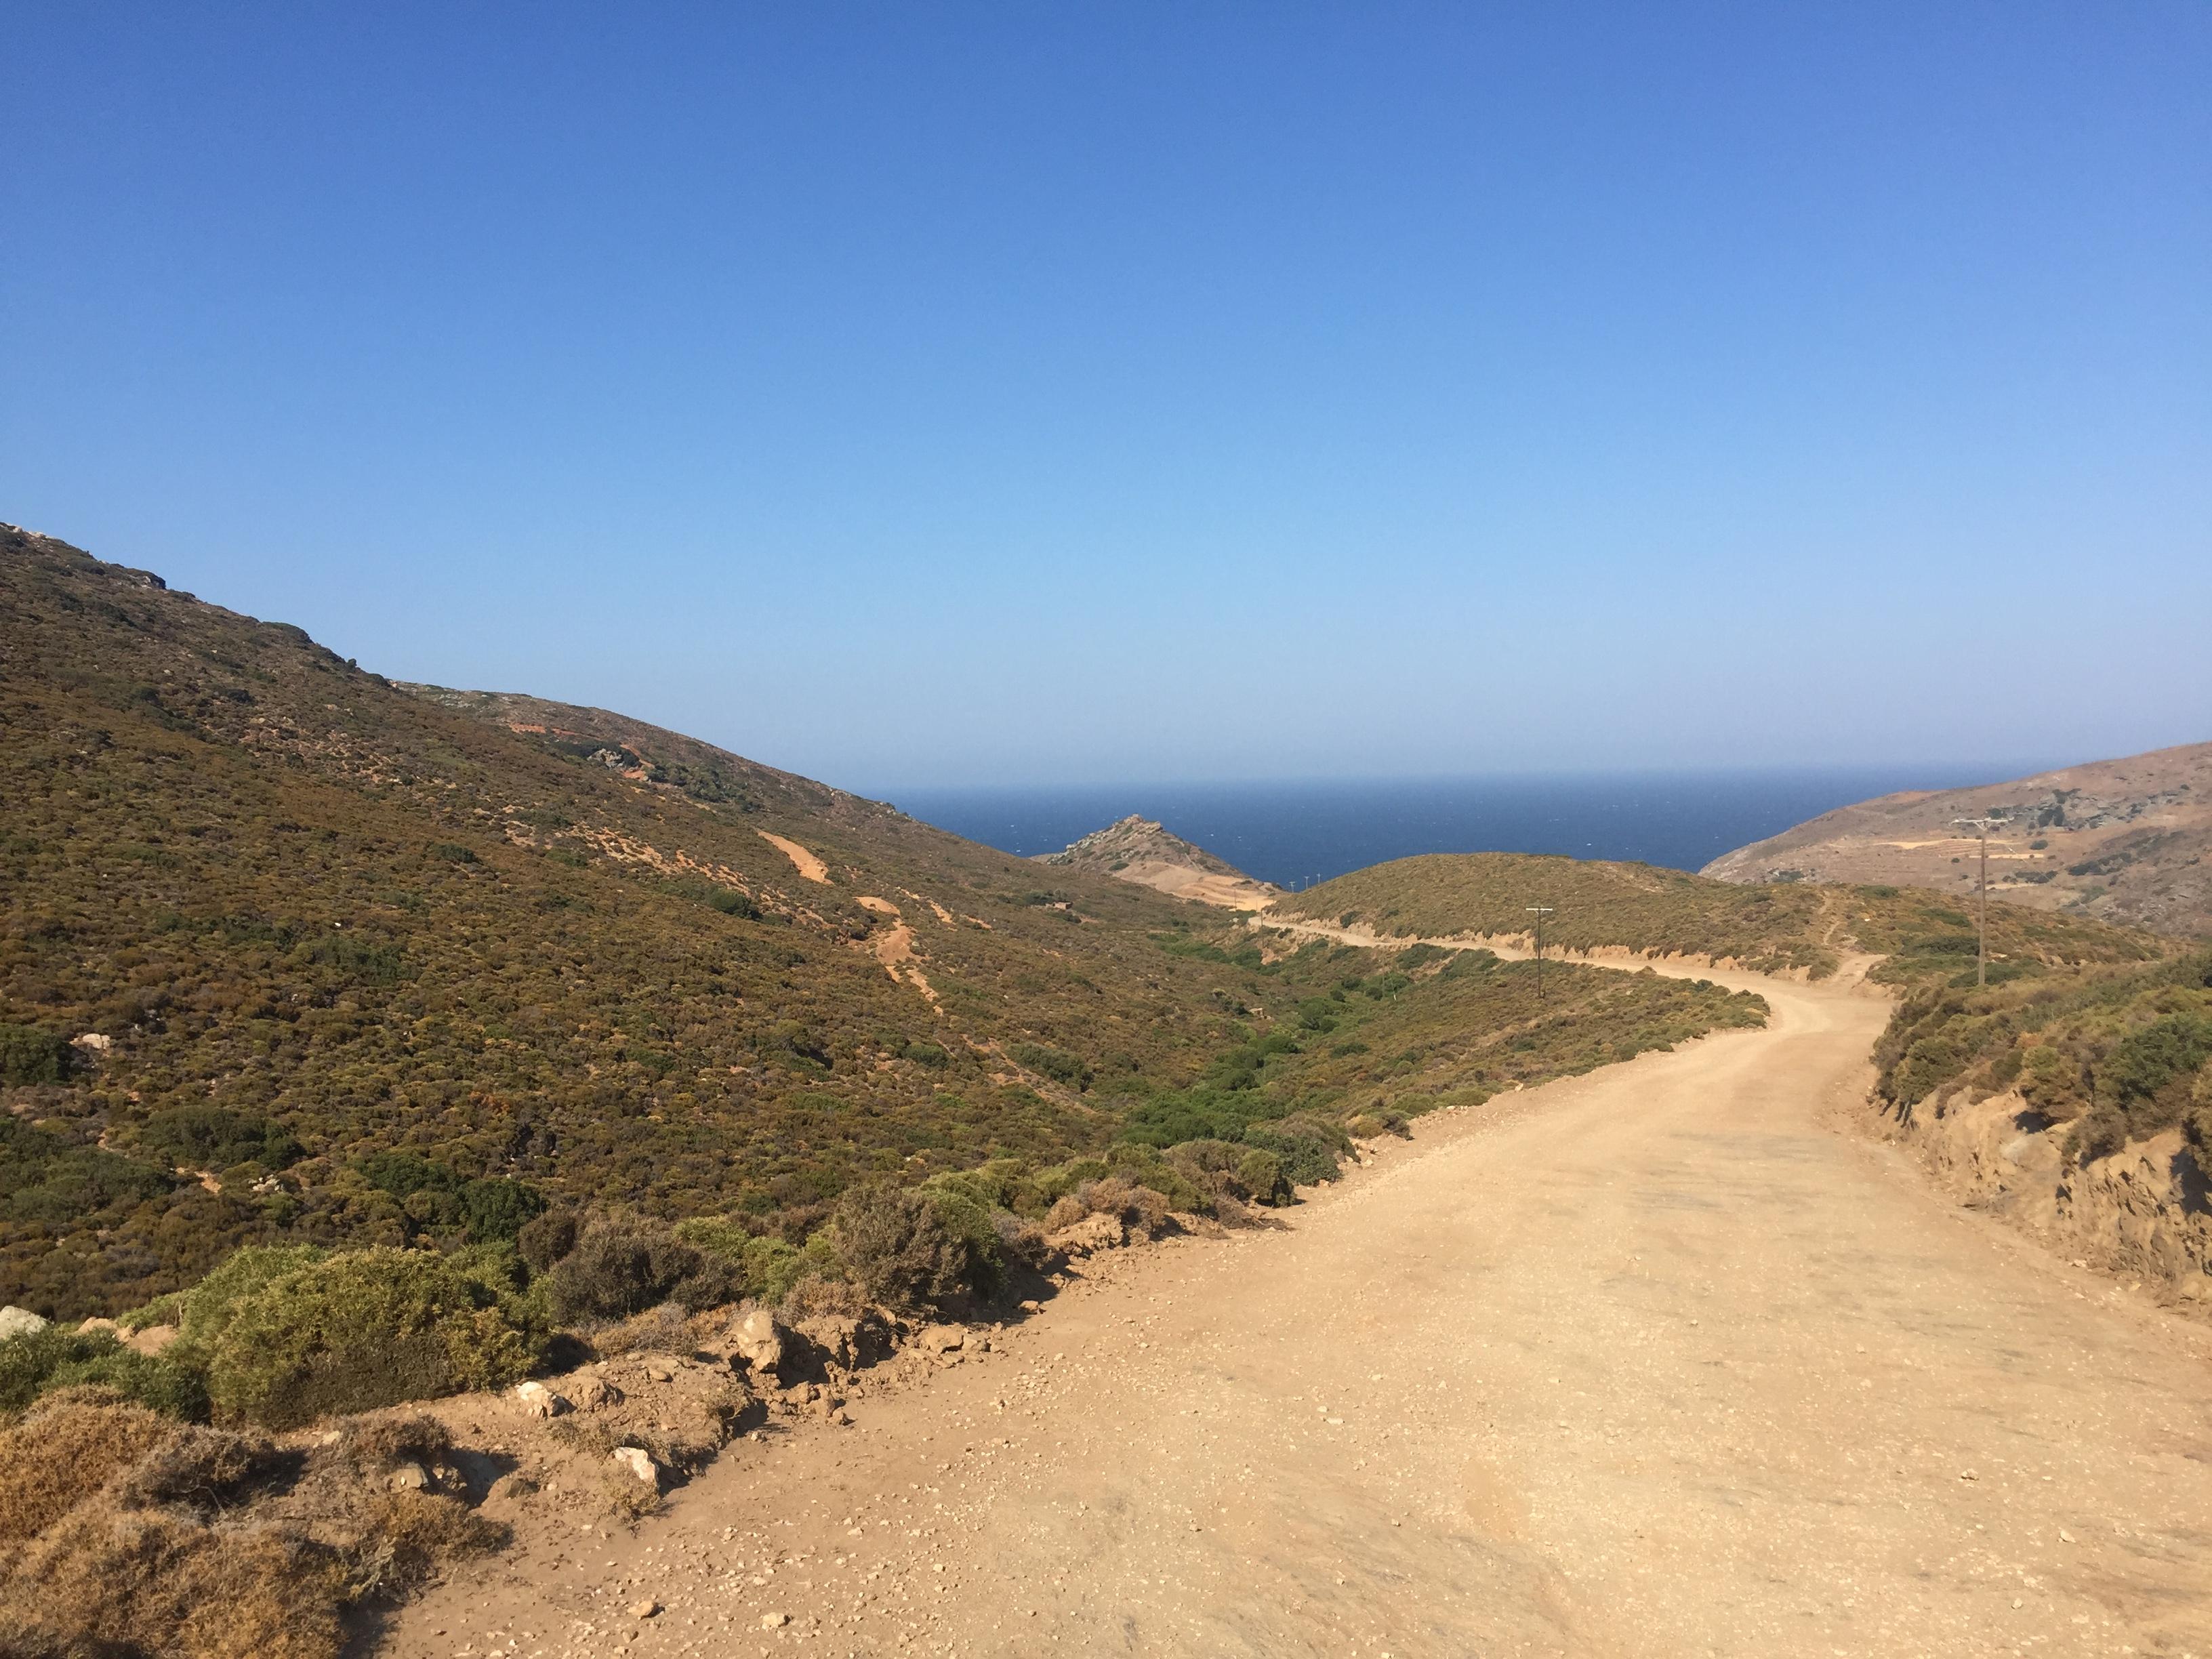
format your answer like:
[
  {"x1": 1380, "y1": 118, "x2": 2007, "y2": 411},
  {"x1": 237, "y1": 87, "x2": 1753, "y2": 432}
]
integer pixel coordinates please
[{"x1": 386, "y1": 966, "x2": 2212, "y2": 1659}]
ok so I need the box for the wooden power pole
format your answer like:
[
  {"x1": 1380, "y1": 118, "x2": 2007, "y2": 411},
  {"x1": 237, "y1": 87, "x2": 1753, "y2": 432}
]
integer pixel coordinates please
[
  {"x1": 1526, "y1": 905, "x2": 1554, "y2": 1007},
  {"x1": 1952, "y1": 817, "x2": 2002, "y2": 987}
]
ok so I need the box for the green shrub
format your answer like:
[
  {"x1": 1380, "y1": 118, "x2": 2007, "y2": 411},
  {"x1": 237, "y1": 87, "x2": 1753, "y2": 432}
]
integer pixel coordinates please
[
  {"x1": 1241, "y1": 1115, "x2": 1349, "y2": 1187},
  {"x1": 672, "y1": 1217, "x2": 823, "y2": 1304},
  {"x1": 0, "y1": 1025, "x2": 72, "y2": 1086},
  {"x1": 203, "y1": 1246, "x2": 546, "y2": 1428},
  {"x1": 2100, "y1": 1014, "x2": 2212, "y2": 1124},
  {"x1": 706, "y1": 885, "x2": 761, "y2": 920},
  {"x1": 138, "y1": 1105, "x2": 303, "y2": 1174},
  {"x1": 0, "y1": 1326, "x2": 209, "y2": 1418},
  {"x1": 516, "y1": 1208, "x2": 581, "y2": 1271},
  {"x1": 177, "y1": 1245, "x2": 330, "y2": 1347},
  {"x1": 1010, "y1": 1043, "x2": 1093, "y2": 1090},
  {"x1": 459, "y1": 1177, "x2": 548, "y2": 1244},
  {"x1": 1236, "y1": 1148, "x2": 1290, "y2": 1204}
]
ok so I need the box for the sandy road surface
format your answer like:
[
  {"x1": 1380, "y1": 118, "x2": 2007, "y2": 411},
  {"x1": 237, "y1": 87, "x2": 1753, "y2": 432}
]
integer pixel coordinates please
[{"x1": 386, "y1": 969, "x2": 2212, "y2": 1659}]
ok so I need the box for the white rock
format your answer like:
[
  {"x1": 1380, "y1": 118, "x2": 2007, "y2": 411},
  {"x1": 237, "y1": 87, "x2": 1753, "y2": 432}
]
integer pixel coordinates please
[
  {"x1": 388, "y1": 1460, "x2": 430, "y2": 1491},
  {"x1": 514, "y1": 1380, "x2": 571, "y2": 1418},
  {"x1": 729, "y1": 1305, "x2": 791, "y2": 1376},
  {"x1": 0, "y1": 1307, "x2": 50, "y2": 1343},
  {"x1": 70, "y1": 1032, "x2": 112, "y2": 1054},
  {"x1": 610, "y1": 1446, "x2": 658, "y2": 1486},
  {"x1": 760, "y1": 1612, "x2": 788, "y2": 1629}
]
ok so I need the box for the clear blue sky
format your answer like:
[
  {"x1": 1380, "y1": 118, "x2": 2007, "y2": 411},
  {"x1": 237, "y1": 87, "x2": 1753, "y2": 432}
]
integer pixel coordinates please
[{"x1": 5, "y1": 4, "x2": 2206, "y2": 790}]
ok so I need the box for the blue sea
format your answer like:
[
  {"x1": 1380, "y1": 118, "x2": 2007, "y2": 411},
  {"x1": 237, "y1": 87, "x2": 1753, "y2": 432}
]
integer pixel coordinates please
[{"x1": 884, "y1": 766, "x2": 2045, "y2": 890}]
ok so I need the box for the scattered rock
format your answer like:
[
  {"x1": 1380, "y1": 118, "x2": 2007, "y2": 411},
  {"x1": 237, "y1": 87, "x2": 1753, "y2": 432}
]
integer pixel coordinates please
[
  {"x1": 796, "y1": 1309, "x2": 899, "y2": 1371},
  {"x1": 642, "y1": 1359, "x2": 675, "y2": 1384},
  {"x1": 629, "y1": 1598, "x2": 661, "y2": 1619},
  {"x1": 514, "y1": 1380, "x2": 571, "y2": 1418},
  {"x1": 760, "y1": 1612, "x2": 788, "y2": 1629},
  {"x1": 388, "y1": 1461, "x2": 431, "y2": 1492},
  {"x1": 570, "y1": 1374, "x2": 623, "y2": 1411},
  {"x1": 918, "y1": 1324, "x2": 965, "y2": 1355},
  {"x1": 0, "y1": 1306, "x2": 50, "y2": 1343},
  {"x1": 611, "y1": 1446, "x2": 658, "y2": 1486}
]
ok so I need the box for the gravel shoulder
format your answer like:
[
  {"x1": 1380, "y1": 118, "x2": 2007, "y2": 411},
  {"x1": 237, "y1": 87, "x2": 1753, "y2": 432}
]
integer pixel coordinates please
[{"x1": 382, "y1": 969, "x2": 2212, "y2": 1659}]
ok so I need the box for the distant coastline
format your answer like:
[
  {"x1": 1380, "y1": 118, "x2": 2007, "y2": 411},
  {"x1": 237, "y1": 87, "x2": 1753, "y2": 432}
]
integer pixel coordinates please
[{"x1": 886, "y1": 765, "x2": 2059, "y2": 888}]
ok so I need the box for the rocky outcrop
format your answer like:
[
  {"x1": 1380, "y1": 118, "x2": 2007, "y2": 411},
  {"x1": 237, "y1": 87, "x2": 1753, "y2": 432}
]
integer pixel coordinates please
[
  {"x1": 1875, "y1": 1086, "x2": 2212, "y2": 1307},
  {"x1": 1036, "y1": 816, "x2": 1280, "y2": 910},
  {"x1": 0, "y1": 1306, "x2": 49, "y2": 1341}
]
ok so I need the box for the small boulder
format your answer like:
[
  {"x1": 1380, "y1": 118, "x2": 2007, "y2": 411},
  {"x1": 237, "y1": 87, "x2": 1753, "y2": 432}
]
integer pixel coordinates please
[
  {"x1": 0, "y1": 1307, "x2": 50, "y2": 1343},
  {"x1": 917, "y1": 1324, "x2": 964, "y2": 1355},
  {"x1": 77, "y1": 1316, "x2": 121, "y2": 1336},
  {"x1": 69, "y1": 1033, "x2": 112, "y2": 1056},
  {"x1": 513, "y1": 1380, "x2": 571, "y2": 1418},
  {"x1": 610, "y1": 1446, "x2": 658, "y2": 1487},
  {"x1": 125, "y1": 1324, "x2": 179, "y2": 1357},
  {"x1": 629, "y1": 1598, "x2": 661, "y2": 1620},
  {"x1": 729, "y1": 1305, "x2": 792, "y2": 1378},
  {"x1": 388, "y1": 1461, "x2": 431, "y2": 1492}
]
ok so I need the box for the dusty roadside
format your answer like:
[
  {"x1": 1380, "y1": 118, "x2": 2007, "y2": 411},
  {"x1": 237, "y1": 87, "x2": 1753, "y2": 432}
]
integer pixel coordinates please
[{"x1": 379, "y1": 962, "x2": 2212, "y2": 1658}]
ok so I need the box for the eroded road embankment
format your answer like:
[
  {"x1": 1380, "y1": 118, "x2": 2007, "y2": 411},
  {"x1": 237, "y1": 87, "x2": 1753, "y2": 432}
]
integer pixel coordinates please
[{"x1": 387, "y1": 963, "x2": 2212, "y2": 1659}]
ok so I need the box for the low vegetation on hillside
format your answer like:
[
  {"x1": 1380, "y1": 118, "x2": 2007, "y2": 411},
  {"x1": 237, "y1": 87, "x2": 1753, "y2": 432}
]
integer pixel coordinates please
[
  {"x1": 1874, "y1": 947, "x2": 2212, "y2": 1167},
  {"x1": 1270, "y1": 852, "x2": 2168, "y2": 985}
]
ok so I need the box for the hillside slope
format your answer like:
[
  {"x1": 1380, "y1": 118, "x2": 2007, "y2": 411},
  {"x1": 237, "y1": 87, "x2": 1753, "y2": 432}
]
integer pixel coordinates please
[
  {"x1": 1036, "y1": 815, "x2": 1279, "y2": 909},
  {"x1": 1, "y1": 529, "x2": 1765, "y2": 1325},
  {"x1": 0, "y1": 527, "x2": 1286, "y2": 1313},
  {"x1": 1701, "y1": 743, "x2": 2212, "y2": 937},
  {"x1": 1267, "y1": 851, "x2": 2167, "y2": 985}
]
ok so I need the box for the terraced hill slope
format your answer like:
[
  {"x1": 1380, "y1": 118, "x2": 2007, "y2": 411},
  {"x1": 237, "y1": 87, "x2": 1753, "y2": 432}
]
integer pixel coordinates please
[{"x1": 1702, "y1": 743, "x2": 2212, "y2": 937}]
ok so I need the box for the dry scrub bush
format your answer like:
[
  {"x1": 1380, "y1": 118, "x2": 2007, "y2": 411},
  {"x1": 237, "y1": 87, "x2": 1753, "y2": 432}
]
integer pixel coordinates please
[
  {"x1": 2, "y1": 1502, "x2": 347, "y2": 1659},
  {"x1": 832, "y1": 1184, "x2": 976, "y2": 1307},
  {"x1": 0, "y1": 1387, "x2": 175, "y2": 1544},
  {"x1": 548, "y1": 1218, "x2": 738, "y2": 1323},
  {"x1": 0, "y1": 1393, "x2": 501, "y2": 1659}
]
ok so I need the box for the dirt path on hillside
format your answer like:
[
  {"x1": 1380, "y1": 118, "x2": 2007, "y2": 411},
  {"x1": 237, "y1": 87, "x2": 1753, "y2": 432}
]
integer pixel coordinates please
[{"x1": 384, "y1": 970, "x2": 2212, "y2": 1659}]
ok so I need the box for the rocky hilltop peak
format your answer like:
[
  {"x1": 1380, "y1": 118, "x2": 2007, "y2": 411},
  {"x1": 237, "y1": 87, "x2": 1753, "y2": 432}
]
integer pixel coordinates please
[{"x1": 1038, "y1": 815, "x2": 1279, "y2": 909}]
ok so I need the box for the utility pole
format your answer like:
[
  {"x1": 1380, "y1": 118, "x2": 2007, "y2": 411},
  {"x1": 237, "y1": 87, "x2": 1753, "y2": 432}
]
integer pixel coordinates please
[
  {"x1": 1526, "y1": 905, "x2": 1554, "y2": 1008},
  {"x1": 1953, "y1": 817, "x2": 2002, "y2": 987}
]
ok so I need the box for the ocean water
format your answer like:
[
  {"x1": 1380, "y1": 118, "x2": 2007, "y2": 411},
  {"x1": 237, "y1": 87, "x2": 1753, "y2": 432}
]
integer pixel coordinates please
[{"x1": 885, "y1": 766, "x2": 2037, "y2": 890}]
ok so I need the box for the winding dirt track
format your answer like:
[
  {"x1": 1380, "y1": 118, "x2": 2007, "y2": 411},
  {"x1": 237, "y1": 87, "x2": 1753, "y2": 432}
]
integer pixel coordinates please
[{"x1": 388, "y1": 964, "x2": 2212, "y2": 1659}]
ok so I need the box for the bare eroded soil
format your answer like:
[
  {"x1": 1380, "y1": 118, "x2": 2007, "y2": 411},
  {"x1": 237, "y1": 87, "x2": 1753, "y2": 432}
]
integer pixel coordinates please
[{"x1": 384, "y1": 968, "x2": 2212, "y2": 1659}]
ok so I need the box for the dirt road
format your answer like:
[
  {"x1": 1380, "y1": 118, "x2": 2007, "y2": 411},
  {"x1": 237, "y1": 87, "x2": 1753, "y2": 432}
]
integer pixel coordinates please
[{"x1": 386, "y1": 968, "x2": 2212, "y2": 1659}]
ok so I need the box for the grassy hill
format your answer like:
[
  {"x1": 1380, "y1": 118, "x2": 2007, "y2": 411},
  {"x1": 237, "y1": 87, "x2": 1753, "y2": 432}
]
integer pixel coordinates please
[
  {"x1": 0, "y1": 529, "x2": 1763, "y2": 1320},
  {"x1": 1267, "y1": 852, "x2": 2169, "y2": 985}
]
